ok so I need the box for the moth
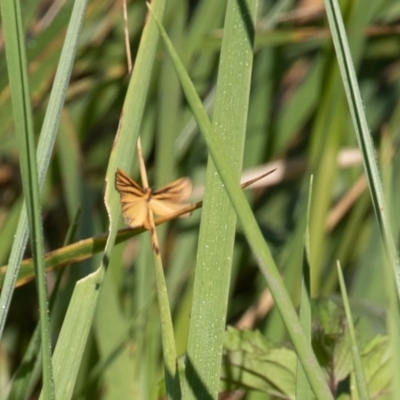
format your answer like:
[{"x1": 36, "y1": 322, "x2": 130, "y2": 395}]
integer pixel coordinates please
[{"x1": 115, "y1": 168, "x2": 192, "y2": 230}]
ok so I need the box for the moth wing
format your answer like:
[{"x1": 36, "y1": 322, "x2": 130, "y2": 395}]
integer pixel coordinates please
[
  {"x1": 115, "y1": 168, "x2": 150, "y2": 229},
  {"x1": 120, "y1": 197, "x2": 150, "y2": 229},
  {"x1": 115, "y1": 168, "x2": 144, "y2": 196},
  {"x1": 153, "y1": 178, "x2": 192, "y2": 202},
  {"x1": 149, "y1": 198, "x2": 190, "y2": 219}
]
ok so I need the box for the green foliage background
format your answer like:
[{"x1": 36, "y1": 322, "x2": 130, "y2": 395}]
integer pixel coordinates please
[{"x1": 1, "y1": 0, "x2": 399, "y2": 398}]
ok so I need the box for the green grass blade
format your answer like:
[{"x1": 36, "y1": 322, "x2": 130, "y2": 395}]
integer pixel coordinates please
[
  {"x1": 307, "y1": 1, "x2": 374, "y2": 297},
  {"x1": 0, "y1": 198, "x2": 22, "y2": 266},
  {"x1": 337, "y1": 261, "x2": 369, "y2": 399},
  {"x1": 0, "y1": 212, "x2": 198, "y2": 290},
  {"x1": 0, "y1": 0, "x2": 89, "y2": 341},
  {"x1": 324, "y1": 0, "x2": 400, "y2": 298},
  {"x1": 149, "y1": 6, "x2": 333, "y2": 399},
  {"x1": 8, "y1": 207, "x2": 81, "y2": 400},
  {"x1": 183, "y1": 0, "x2": 258, "y2": 397},
  {"x1": 93, "y1": 256, "x2": 136, "y2": 400},
  {"x1": 156, "y1": 1, "x2": 185, "y2": 189},
  {"x1": 134, "y1": 238, "x2": 161, "y2": 400},
  {"x1": 150, "y1": 227, "x2": 181, "y2": 399},
  {"x1": 385, "y1": 260, "x2": 400, "y2": 399},
  {"x1": 48, "y1": 0, "x2": 168, "y2": 397},
  {"x1": 1, "y1": 0, "x2": 54, "y2": 397},
  {"x1": 296, "y1": 176, "x2": 313, "y2": 399},
  {"x1": 47, "y1": 273, "x2": 102, "y2": 400},
  {"x1": 380, "y1": 133, "x2": 400, "y2": 399}
]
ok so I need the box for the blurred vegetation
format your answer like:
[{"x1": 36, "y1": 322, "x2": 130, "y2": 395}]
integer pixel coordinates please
[{"x1": 1, "y1": 0, "x2": 400, "y2": 398}]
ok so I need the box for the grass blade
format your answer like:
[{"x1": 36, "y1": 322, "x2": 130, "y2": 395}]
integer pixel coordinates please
[
  {"x1": 149, "y1": 5, "x2": 333, "y2": 399},
  {"x1": 296, "y1": 176, "x2": 313, "y2": 399},
  {"x1": 1, "y1": 0, "x2": 54, "y2": 396},
  {"x1": 48, "y1": 0, "x2": 168, "y2": 397},
  {"x1": 337, "y1": 261, "x2": 369, "y2": 399},
  {"x1": 0, "y1": 0, "x2": 89, "y2": 341},
  {"x1": 323, "y1": 0, "x2": 400, "y2": 299},
  {"x1": 8, "y1": 208, "x2": 81, "y2": 400},
  {"x1": 184, "y1": 0, "x2": 258, "y2": 397}
]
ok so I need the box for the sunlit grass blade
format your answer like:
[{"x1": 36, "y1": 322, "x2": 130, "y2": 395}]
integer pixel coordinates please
[
  {"x1": 149, "y1": 5, "x2": 333, "y2": 399},
  {"x1": 8, "y1": 208, "x2": 80, "y2": 400},
  {"x1": 337, "y1": 261, "x2": 369, "y2": 399},
  {"x1": 118, "y1": 2, "x2": 180, "y2": 395},
  {"x1": 323, "y1": 0, "x2": 400, "y2": 298},
  {"x1": 47, "y1": 0, "x2": 168, "y2": 398},
  {"x1": 296, "y1": 176, "x2": 313, "y2": 399},
  {"x1": 1, "y1": 0, "x2": 54, "y2": 397},
  {"x1": 0, "y1": 0, "x2": 89, "y2": 343},
  {"x1": 147, "y1": 210, "x2": 182, "y2": 399},
  {"x1": 0, "y1": 198, "x2": 22, "y2": 266},
  {"x1": 183, "y1": 0, "x2": 259, "y2": 397}
]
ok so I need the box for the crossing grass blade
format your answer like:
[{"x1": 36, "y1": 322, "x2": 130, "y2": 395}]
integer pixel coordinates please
[
  {"x1": 323, "y1": 0, "x2": 400, "y2": 298},
  {"x1": 39, "y1": 1, "x2": 169, "y2": 398},
  {"x1": 324, "y1": 0, "x2": 400, "y2": 396},
  {"x1": 0, "y1": 0, "x2": 89, "y2": 343},
  {"x1": 337, "y1": 261, "x2": 370, "y2": 399},
  {"x1": 0, "y1": 171, "x2": 273, "y2": 289},
  {"x1": 149, "y1": 4, "x2": 333, "y2": 399},
  {"x1": 183, "y1": 0, "x2": 260, "y2": 397},
  {"x1": 1, "y1": 0, "x2": 55, "y2": 396},
  {"x1": 296, "y1": 176, "x2": 313, "y2": 399}
]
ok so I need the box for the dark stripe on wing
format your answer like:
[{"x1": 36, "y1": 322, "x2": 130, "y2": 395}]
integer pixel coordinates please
[
  {"x1": 115, "y1": 168, "x2": 144, "y2": 196},
  {"x1": 153, "y1": 178, "x2": 192, "y2": 202}
]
